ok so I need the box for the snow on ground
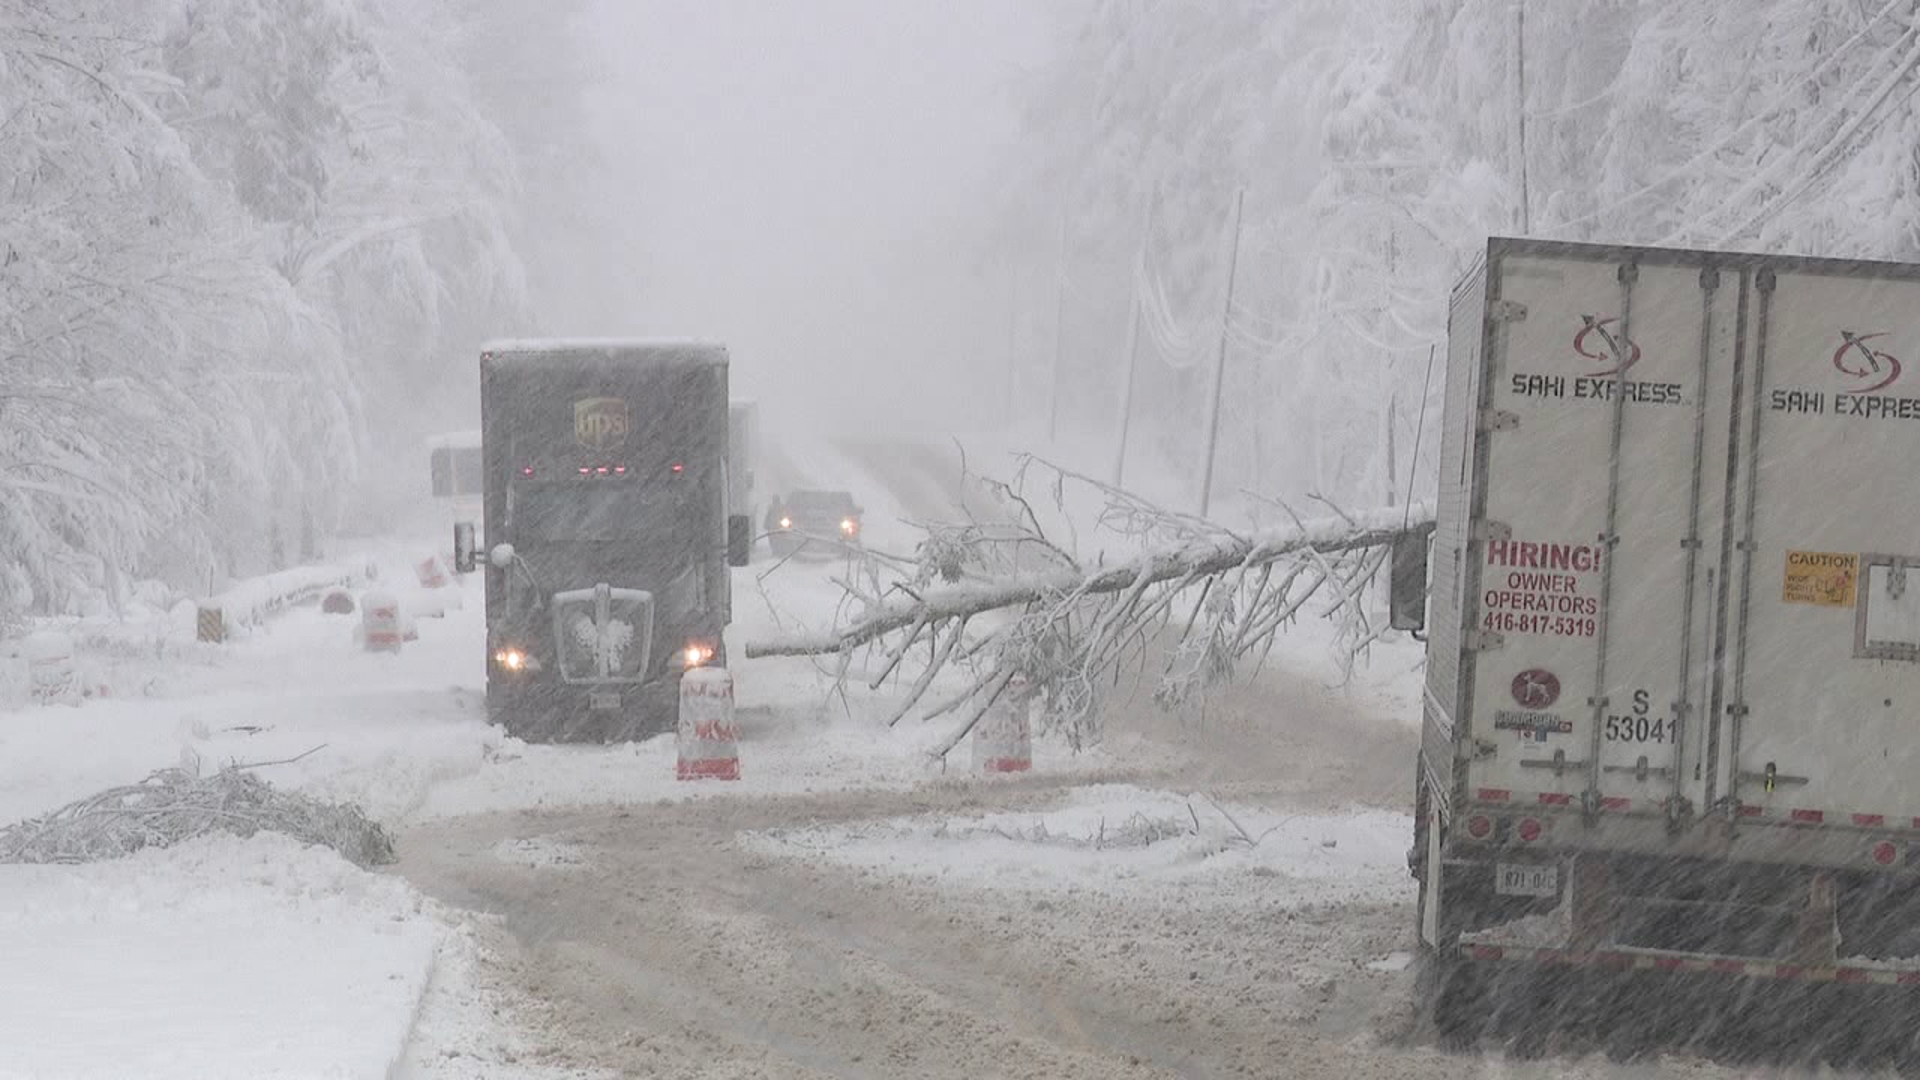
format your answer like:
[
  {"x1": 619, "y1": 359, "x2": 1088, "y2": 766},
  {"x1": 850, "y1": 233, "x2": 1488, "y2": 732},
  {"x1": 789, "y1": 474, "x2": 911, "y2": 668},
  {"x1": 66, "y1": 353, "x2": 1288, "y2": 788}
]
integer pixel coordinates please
[
  {"x1": 1262, "y1": 604, "x2": 1428, "y2": 731},
  {"x1": 0, "y1": 533, "x2": 1127, "y2": 1078},
  {"x1": 0, "y1": 833, "x2": 440, "y2": 1080},
  {"x1": 0, "y1": 538, "x2": 1102, "y2": 831},
  {"x1": 0, "y1": 428, "x2": 1426, "y2": 1079},
  {"x1": 492, "y1": 835, "x2": 593, "y2": 870},
  {"x1": 743, "y1": 782, "x2": 1413, "y2": 910},
  {"x1": 392, "y1": 922, "x2": 610, "y2": 1080}
]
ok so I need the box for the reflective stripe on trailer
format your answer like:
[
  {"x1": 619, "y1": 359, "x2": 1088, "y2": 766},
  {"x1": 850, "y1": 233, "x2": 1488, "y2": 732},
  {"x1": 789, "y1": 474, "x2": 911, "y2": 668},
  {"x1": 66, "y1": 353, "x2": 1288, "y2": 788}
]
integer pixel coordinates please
[
  {"x1": 1463, "y1": 943, "x2": 1920, "y2": 986},
  {"x1": 1470, "y1": 790, "x2": 1919, "y2": 830},
  {"x1": 1473, "y1": 789, "x2": 1661, "y2": 813}
]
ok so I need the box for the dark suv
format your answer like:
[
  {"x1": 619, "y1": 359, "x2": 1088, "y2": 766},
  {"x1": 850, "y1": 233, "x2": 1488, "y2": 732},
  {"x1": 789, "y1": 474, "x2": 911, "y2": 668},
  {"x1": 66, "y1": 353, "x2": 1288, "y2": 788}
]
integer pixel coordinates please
[{"x1": 767, "y1": 490, "x2": 862, "y2": 559}]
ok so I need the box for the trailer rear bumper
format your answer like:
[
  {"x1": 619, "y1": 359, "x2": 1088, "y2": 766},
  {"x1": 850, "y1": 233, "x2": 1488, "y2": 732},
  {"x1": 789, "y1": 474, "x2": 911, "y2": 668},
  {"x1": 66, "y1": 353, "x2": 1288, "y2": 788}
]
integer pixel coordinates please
[
  {"x1": 1460, "y1": 942, "x2": 1920, "y2": 986},
  {"x1": 1440, "y1": 848, "x2": 1920, "y2": 985}
]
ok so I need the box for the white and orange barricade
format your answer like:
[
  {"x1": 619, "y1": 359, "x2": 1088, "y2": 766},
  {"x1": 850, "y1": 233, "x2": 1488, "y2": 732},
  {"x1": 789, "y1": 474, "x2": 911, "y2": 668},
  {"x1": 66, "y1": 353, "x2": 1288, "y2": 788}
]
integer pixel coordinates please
[
  {"x1": 415, "y1": 556, "x2": 449, "y2": 589},
  {"x1": 362, "y1": 591, "x2": 404, "y2": 652},
  {"x1": 677, "y1": 667, "x2": 740, "y2": 780},
  {"x1": 24, "y1": 631, "x2": 78, "y2": 706},
  {"x1": 973, "y1": 673, "x2": 1033, "y2": 774}
]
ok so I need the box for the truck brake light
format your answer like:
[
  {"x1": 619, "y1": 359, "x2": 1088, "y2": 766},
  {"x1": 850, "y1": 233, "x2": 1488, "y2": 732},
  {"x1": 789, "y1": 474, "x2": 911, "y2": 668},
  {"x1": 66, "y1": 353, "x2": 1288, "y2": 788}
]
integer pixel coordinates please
[
  {"x1": 1874, "y1": 841, "x2": 1898, "y2": 866},
  {"x1": 1517, "y1": 817, "x2": 1543, "y2": 843},
  {"x1": 1466, "y1": 815, "x2": 1493, "y2": 839}
]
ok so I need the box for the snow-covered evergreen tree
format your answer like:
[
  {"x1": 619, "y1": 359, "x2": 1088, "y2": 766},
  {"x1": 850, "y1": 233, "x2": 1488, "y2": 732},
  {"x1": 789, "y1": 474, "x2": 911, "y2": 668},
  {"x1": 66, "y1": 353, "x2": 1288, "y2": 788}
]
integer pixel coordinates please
[
  {"x1": 0, "y1": 0, "x2": 532, "y2": 616},
  {"x1": 1000, "y1": 0, "x2": 1920, "y2": 516}
]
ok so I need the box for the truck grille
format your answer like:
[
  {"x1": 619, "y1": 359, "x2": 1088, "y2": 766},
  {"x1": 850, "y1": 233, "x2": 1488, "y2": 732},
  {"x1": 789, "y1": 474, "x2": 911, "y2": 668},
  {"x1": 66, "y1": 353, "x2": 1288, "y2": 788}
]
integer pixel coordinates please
[{"x1": 550, "y1": 583, "x2": 654, "y2": 683}]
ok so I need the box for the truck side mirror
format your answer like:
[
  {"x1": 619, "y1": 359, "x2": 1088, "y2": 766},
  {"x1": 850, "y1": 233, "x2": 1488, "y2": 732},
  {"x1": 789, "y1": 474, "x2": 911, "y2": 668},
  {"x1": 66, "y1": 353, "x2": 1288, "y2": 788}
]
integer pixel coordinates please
[
  {"x1": 452, "y1": 521, "x2": 477, "y2": 574},
  {"x1": 1389, "y1": 532, "x2": 1429, "y2": 632},
  {"x1": 727, "y1": 514, "x2": 751, "y2": 568}
]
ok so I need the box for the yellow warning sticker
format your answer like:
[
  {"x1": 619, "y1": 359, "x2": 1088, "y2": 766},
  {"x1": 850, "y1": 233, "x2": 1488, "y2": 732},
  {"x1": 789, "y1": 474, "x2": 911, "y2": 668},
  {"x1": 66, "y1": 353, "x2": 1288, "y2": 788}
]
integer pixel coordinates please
[{"x1": 1783, "y1": 551, "x2": 1859, "y2": 607}]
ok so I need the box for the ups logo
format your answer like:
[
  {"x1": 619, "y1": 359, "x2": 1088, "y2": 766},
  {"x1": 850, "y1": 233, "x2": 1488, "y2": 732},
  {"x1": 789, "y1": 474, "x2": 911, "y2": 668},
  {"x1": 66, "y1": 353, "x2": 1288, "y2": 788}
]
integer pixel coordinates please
[{"x1": 574, "y1": 397, "x2": 629, "y2": 451}]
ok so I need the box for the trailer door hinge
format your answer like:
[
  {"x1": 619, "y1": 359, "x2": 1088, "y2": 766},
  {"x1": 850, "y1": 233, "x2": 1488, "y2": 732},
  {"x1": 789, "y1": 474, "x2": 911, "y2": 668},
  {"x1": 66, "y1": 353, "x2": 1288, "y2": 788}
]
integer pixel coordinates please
[
  {"x1": 1471, "y1": 520, "x2": 1513, "y2": 544},
  {"x1": 1601, "y1": 756, "x2": 1673, "y2": 783},
  {"x1": 1520, "y1": 749, "x2": 1584, "y2": 777},
  {"x1": 1479, "y1": 408, "x2": 1520, "y2": 433},
  {"x1": 1489, "y1": 300, "x2": 1528, "y2": 323},
  {"x1": 1467, "y1": 738, "x2": 1498, "y2": 761},
  {"x1": 1464, "y1": 628, "x2": 1506, "y2": 651}
]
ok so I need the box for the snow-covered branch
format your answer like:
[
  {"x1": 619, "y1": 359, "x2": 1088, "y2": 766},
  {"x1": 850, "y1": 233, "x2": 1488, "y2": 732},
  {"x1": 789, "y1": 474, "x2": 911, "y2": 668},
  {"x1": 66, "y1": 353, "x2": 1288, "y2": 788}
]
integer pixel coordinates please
[
  {"x1": 746, "y1": 460, "x2": 1432, "y2": 759},
  {"x1": 747, "y1": 505, "x2": 1428, "y2": 660}
]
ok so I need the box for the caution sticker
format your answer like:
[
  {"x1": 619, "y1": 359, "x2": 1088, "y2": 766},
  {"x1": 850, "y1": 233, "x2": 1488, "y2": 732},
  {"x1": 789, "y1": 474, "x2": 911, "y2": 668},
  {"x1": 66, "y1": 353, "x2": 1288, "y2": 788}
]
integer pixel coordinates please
[{"x1": 1783, "y1": 550, "x2": 1858, "y2": 607}]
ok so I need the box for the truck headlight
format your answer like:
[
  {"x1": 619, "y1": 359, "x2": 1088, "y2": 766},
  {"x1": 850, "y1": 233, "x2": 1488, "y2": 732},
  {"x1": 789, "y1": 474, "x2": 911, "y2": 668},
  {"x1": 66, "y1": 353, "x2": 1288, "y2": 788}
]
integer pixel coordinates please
[
  {"x1": 493, "y1": 647, "x2": 529, "y2": 672},
  {"x1": 682, "y1": 642, "x2": 715, "y2": 669},
  {"x1": 840, "y1": 517, "x2": 856, "y2": 535},
  {"x1": 778, "y1": 516, "x2": 792, "y2": 530}
]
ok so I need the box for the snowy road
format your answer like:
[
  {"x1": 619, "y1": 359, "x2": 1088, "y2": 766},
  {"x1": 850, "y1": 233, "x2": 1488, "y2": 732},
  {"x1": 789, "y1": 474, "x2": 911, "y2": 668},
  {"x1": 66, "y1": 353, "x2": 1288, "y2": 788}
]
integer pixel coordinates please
[
  {"x1": 398, "y1": 778, "x2": 1418, "y2": 1079},
  {"x1": 388, "y1": 663, "x2": 1844, "y2": 1080},
  {"x1": 0, "y1": 445, "x2": 1899, "y2": 1078}
]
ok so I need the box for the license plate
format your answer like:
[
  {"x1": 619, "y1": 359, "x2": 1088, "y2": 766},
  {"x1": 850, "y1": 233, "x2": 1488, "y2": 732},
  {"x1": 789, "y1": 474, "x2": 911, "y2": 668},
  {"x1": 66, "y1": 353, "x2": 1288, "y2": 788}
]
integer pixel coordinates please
[
  {"x1": 1495, "y1": 862, "x2": 1559, "y2": 897},
  {"x1": 588, "y1": 690, "x2": 621, "y2": 710}
]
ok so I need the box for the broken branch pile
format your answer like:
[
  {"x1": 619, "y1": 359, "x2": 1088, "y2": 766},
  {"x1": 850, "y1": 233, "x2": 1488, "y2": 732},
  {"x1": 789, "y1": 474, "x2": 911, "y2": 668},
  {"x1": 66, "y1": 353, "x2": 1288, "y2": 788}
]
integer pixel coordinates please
[{"x1": 0, "y1": 765, "x2": 396, "y2": 868}]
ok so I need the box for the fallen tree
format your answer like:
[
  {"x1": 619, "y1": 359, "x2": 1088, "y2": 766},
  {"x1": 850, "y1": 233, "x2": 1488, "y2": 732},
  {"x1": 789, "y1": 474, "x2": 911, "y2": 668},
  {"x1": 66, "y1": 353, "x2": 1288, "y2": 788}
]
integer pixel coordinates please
[{"x1": 744, "y1": 456, "x2": 1434, "y2": 761}]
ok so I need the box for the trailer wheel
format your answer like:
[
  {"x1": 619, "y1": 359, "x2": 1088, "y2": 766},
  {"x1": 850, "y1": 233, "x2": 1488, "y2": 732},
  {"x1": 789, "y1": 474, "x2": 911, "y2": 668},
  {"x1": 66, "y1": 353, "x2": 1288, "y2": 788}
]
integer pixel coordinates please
[
  {"x1": 1417, "y1": 946, "x2": 1485, "y2": 1051},
  {"x1": 1893, "y1": 1005, "x2": 1920, "y2": 1077},
  {"x1": 1415, "y1": 851, "x2": 1485, "y2": 1048}
]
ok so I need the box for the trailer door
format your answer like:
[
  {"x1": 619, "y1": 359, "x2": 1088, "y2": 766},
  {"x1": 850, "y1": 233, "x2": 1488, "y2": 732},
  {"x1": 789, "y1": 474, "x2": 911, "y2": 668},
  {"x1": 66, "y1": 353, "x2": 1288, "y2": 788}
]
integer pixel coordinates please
[
  {"x1": 1464, "y1": 251, "x2": 1738, "y2": 823},
  {"x1": 1721, "y1": 265, "x2": 1920, "y2": 826}
]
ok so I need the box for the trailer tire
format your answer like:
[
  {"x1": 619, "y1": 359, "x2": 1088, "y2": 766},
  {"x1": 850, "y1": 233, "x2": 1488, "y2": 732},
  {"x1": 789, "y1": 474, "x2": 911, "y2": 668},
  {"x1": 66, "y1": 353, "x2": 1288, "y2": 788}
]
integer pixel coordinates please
[
  {"x1": 1894, "y1": 1009, "x2": 1920, "y2": 1077},
  {"x1": 1417, "y1": 947, "x2": 1484, "y2": 1051}
]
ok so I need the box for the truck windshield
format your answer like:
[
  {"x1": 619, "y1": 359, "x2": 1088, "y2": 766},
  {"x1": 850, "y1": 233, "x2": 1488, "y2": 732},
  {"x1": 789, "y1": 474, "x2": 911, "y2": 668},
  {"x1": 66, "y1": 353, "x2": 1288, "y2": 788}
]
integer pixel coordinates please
[{"x1": 510, "y1": 482, "x2": 699, "y2": 544}]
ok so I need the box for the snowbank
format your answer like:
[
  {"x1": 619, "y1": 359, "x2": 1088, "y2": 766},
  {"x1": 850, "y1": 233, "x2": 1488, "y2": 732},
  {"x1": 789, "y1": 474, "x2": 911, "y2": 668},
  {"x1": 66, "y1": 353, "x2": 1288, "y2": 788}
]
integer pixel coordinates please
[
  {"x1": 205, "y1": 561, "x2": 365, "y2": 633},
  {"x1": 0, "y1": 833, "x2": 440, "y2": 1080},
  {"x1": 744, "y1": 783, "x2": 1413, "y2": 910}
]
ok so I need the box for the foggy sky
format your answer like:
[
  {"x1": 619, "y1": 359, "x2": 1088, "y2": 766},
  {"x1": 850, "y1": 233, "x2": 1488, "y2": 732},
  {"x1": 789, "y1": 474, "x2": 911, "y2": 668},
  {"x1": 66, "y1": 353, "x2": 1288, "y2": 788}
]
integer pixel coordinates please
[{"x1": 580, "y1": 0, "x2": 1059, "y2": 434}]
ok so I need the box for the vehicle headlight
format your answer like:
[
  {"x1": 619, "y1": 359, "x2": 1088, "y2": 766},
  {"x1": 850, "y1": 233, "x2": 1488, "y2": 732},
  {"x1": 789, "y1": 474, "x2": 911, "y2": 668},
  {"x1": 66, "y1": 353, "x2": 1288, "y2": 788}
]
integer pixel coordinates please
[
  {"x1": 493, "y1": 647, "x2": 529, "y2": 672},
  {"x1": 778, "y1": 516, "x2": 792, "y2": 529},
  {"x1": 840, "y1": 517, "x2": 856, "y2": 534},
  {"x1": 682, "y1": 642, "x2": 716, "y2": 669}
]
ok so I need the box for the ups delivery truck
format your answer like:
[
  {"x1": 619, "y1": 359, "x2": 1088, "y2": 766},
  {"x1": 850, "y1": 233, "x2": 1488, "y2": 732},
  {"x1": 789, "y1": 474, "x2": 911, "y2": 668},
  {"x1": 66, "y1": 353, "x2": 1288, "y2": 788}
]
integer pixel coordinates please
[
  {"x1": 1409, "y1": 238, "x2": 1920, "y2": 1056},
  {"x1": 464, "y1": 339, "x2": 749, "y2": 743}
]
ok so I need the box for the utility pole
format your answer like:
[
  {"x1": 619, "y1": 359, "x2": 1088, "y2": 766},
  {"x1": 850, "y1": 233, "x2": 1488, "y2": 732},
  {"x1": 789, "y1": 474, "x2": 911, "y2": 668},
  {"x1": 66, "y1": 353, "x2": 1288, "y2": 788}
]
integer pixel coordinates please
[
  {"x1": 1047, "y1": 217, "x2": 1067, "y2": 445},
  {"x1": 1199, "y1": 186, "x2": 1245, "y2": 519},
  {"x1": 1112, "y1": 184, "x2": 1157, "y2": 488},
  {"x1": 1510, "y1": 1, "x2": 1530, "y2": 234},
  {"x1": 1005, "y1": 265, "x2": 1019, "y2": 432},
  {"x1": 1112, "y1": 282, "x2": 1142, "y2": 488}
]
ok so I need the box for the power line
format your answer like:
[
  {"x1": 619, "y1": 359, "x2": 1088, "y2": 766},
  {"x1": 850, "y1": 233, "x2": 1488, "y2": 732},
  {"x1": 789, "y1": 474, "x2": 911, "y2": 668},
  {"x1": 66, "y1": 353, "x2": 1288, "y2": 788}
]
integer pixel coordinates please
[
  {"x1": 1715, "y1": 35, "x2": 1920, "y2": 244},
  {"x1": 1549, "y1": 0, "x2": 1907, "y2": 235}
]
